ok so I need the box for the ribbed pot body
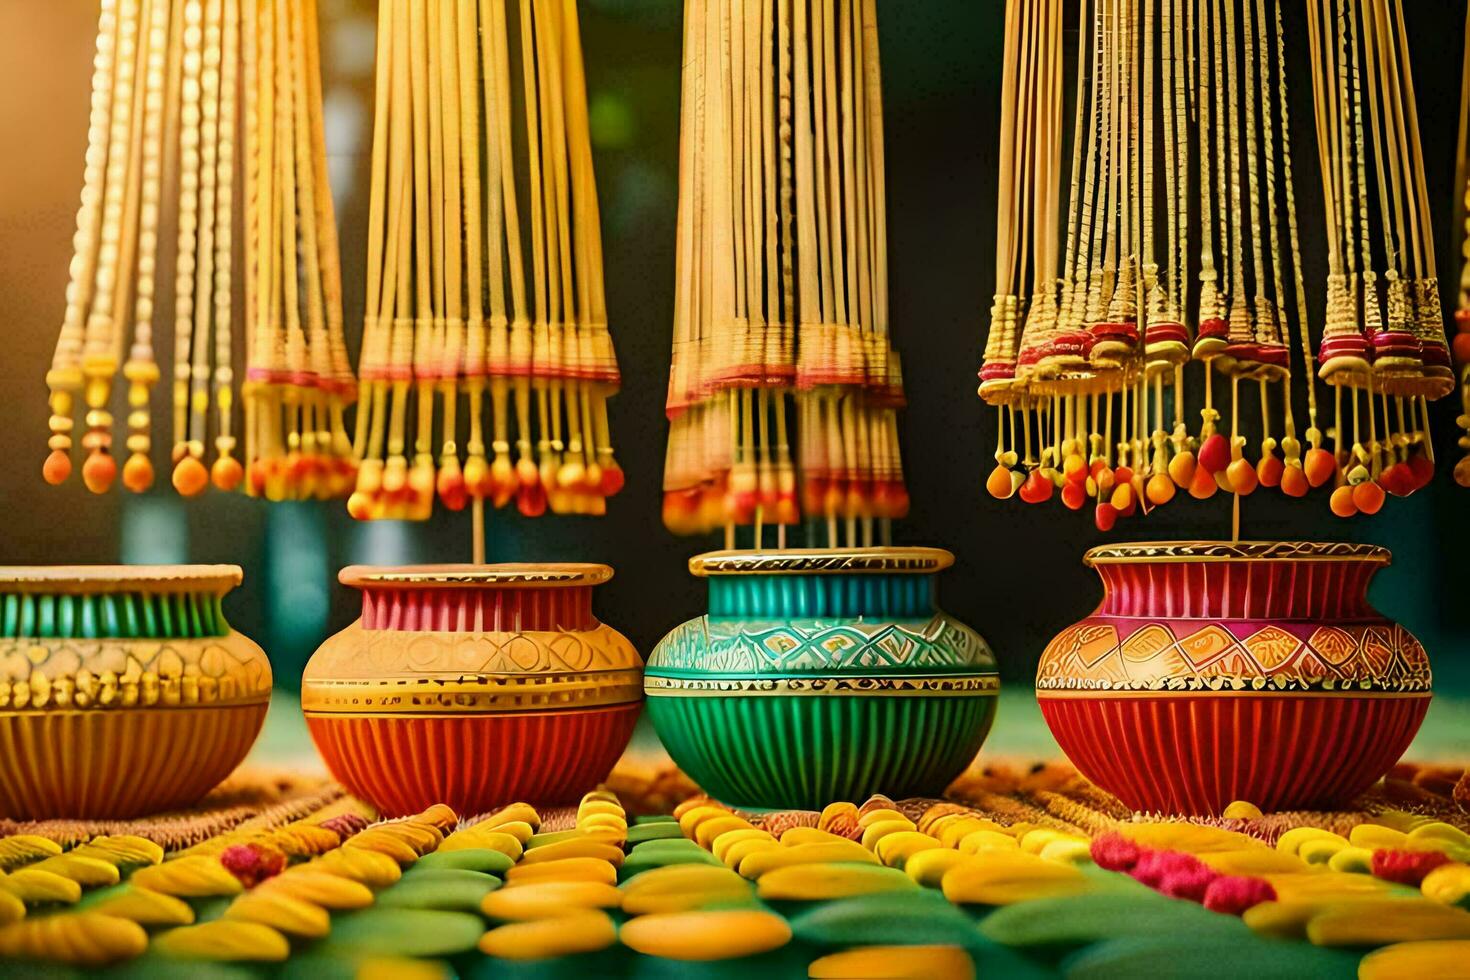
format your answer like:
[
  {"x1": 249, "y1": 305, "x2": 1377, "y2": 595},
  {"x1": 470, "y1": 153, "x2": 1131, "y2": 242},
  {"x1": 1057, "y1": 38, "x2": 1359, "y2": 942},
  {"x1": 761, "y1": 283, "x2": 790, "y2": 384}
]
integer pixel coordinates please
[
  {"x1": 1036, "y1": 542, "x2": 1431, "y2": 814},
  {"x1": 0, "y1": 566, "x2": 272, "y2": 819},
  {"x1": 646, "y1": 549, "x2": 999, "y2": 810},
  {"x1": 302, "y1": 565, "x2": 642, "y2": 817}
]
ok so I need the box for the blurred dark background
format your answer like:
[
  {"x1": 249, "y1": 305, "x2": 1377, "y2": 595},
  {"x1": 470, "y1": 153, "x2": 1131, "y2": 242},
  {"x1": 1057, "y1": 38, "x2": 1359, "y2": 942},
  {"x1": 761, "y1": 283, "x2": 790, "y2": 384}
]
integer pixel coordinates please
[{"x1": 1, "y1": 1, "x2": 1466, "y2": 714}]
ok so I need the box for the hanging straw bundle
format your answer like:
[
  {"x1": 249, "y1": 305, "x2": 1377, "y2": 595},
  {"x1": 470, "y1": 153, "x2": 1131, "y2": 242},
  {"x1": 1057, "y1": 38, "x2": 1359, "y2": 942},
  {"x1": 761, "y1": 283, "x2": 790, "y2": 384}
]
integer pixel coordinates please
[
  {"x1": 42, "y1": 0, "x2": 350, "y2": 499},
  {"x1": 663, "y1": 0, "x2": 907, "y2": 548},
  {"x1": 348, "y1": 0, "x2": 623, "y2": 527}
]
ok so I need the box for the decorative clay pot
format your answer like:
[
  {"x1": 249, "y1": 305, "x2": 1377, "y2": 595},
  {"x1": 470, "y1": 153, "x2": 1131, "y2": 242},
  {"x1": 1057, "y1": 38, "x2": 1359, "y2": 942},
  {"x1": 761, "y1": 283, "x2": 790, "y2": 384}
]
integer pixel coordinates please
[
  {"x1": 0, "y1": 566, "x2": 271, "y2": 819},
  {"x1": 1036, "y1": 541, "x2": 1431, "y2": 814},
  {"x1": 645, "y1": 548, "x2": 999, "y2": 810},
  {"x1": 303, "y1": 564, "x2": 642, "y2": 816}
]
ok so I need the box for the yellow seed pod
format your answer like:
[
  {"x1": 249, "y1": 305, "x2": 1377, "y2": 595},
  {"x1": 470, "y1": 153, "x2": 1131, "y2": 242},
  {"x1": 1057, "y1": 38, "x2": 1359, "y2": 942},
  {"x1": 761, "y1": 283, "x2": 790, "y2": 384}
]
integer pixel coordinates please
[
  {"x1": 1327, "y1": 847, "x2": 1375, "y2": 875},
  {"x1": 938, "y1": 818, "x2": 1006, "y2": 849},
  {"x1": 223, "y1": 891, "x2": 332, "y2": 939},
  {"x1": 809, "y1": 944, "x2": 976, "y2": 980},
  {"x1": 2, "y1": 869, "x2": 84, "y2": 905},
  {"x1": 620, "y1": 866, "x2": 751, "y2": 915},
  {"x1": 0, "y1": 889, "x2": 23, "y2": 925},
  {"x1": 755, "y1": 863, "x2": 919, "y2": 901},
  {"x1": 678, "y1": 805, "x2": 734, "y2": 838},
  {"x1": 618, "y1": 909, "x2": 792, "y2": 961},
  {"x1": 440, "y1": 830, "x2": 524, "y2": 860},
  {"x1": 1200, "y1": 849, "x2": 1314, "y2": 877},
  {"x1": 779, "y1": 827, "x2": 852, "y2": 847},
  {"x1": 133, "y1": 857, "x2": 243, "y2": 898},
  {"x1": 1120, "y1": 823, "x2": 1260, "y2": 854},
  {"x1": 481, "y1": 804, "x2": 542, "y2": 832},
  {"x1": 504, "y1": 857, "x2": 618, "y2": 887},
  {"x1": 1422, "y1": 864, "x2": 1470, "y2": 908},
  {"x1": 1277, "y1": 827, "x2": 1348, "y2": 856},
  {"x1": 152, "y1": 920, "x2": 292, "y2": 961},
  {"x1": 577, "y1": 799, "x2": 625, "y2": 821},
  {"x1": 1298, "y1": 838, "x2": 1348, "y2": 865},
  {"x1": 579, "y1": 813, "x2": 629, "y2": 834},
  {"x1": 1359, "y1": 940, "x2": 1470, "y2": 980},
  {"x1": 712, "y1": 829, "x2": 776, "y2": 864},
  {"x1": 1306, "y1": 900, "x2": 1470, "y2": 946},
  {"x1": 481, "y1": 881, "x2": 623, "y2": 921},
  {"x1": 738, "y1": 841, "x2": 878, "y2": 879},
  {"x1": 674, "y1": 796, "x2": 717, "y2": 819},
  {"x1": 1222, "y1": 800, "x2": 1265, "y2": 820},
  {"x1": 85, "y1": 886, "x2": 195, "y2": 926},
  {"x1": 581, "y1": 788, "x2": 620, "y2": 806},
  {"x1": 264, "y1": 871, "x2": 376, "y2": 910},
  {"x1": 875, "y1": 831, "x2": 943, "y2": 869},
  {"x1": 0, "y1": 912, "x2": 148, "y2": 966},
  {"x1": 721, "y1": 837, "x2": 782, "y2": 871},
  {"x1": 1019, "y1": 829, "x2": 1086, "y2": 856},
  {"x1": 77, "y1": 836, "x2": 165, "y2": 869},
  {"x1": 1349, "y1": 825, "x2": 1410, "y2": 852},
  {"x1": 1038, "y1": 839, "x2": 1094, "y2": 864},
  {"x1": 414, "y1": 803, "x2": 460, "y2": 832},
  {"x1": 312, "y1": 846, "x2": 403, "y2": 888},
  {"x1": 28, "y1": 854, "x2": 122, "y2": 888},
  {"x1": 0, "y1": 836, "x2": 62, "y2": 869},
  {"x1": 857, "y1": 809, "x2": 912, "y2": 830},
  {"x1": 904, "y1": 848, "x2": 975, "y2": 888},
  {"x1": 356, "y1": 956, "x2": 452, "y2": 980},
  {"x1": 1264, "y1": 871, "x2": 1395, "y2": 903},
  {"x1": 941, "y1": 852, "x2": 1092, "y2": 906},
  {"x1": 264, "y1": 824, "x2": 344, "y2": 858},
  {"x1": 818, "y1": 802, "x2": 860, "y2": 835},
  {"x1": 479, "y1": 910, "x2": 618, "y2": 961},
  {"x1": 1410, "y1": 824, "x2": 1470, "y2": 850},
  {"x1": 366, "y1": 821, "x2": 442, "y2": 855},
  {"x1": 1244, "y1": 900, "x2": 1343, "y2": 940},
  {"x1": 695, "y1": 816, "x2": 754, "y2": 850},
  {"x1": 344, "y1": 832, "x2": 420, "y2": 865},
  {"x1": 862, "y1": 820, "x2": 920, "y2": 851},
  {"x1": 518, "y1": 840, "x2": 624, "y2": 868},
  {"x1": 958, "y1": 830, "x2": 1020, "y2": 855}
]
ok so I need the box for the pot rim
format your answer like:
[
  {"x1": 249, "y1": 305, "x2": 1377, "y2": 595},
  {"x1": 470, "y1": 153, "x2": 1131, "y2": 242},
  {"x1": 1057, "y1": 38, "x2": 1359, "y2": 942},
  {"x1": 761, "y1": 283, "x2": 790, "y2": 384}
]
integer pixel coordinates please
[
  {"x1": 0, "y1": 564, "x2": 243, "y2": 594},
  {"x1": 1083, "y1": 541, "x2": 1391, "y2": 567},
  {"x1": 339, "y1": 563, "x2": 613, "y2": 588},
  {"x1": 689, "y1": 547, "x2": 954, "y2": 576}
]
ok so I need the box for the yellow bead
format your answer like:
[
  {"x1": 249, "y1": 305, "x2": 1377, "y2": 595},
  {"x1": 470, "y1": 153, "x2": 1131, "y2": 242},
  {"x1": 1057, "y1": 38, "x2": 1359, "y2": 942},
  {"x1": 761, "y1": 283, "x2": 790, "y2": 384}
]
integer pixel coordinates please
[
  {"x1": 312, "y1": 846, "x2": 403, "y2": 888},
  {"x1": 941, "y1": 852, "x2": 1092, "y2": 906},
  {"x1": 504, "y1": 857, "x2": 618, "y2": 887},
  {"x1": 1349, "y1": 825, "x2": 1410, "y2": 851},
  {"x1": 152, "y1": 920, "x2": 291, "y2": 962},
  {"x1": 1327, "y1": 846, "x2": 1375, "y2": 875},
  {"x1": 958, "y1": 830, "x2": 1019, "y2": 855},
  {"x1": 756, "y1": 863, "x2": 919, "y2": 901},
  {"x1": 265, "y1": 871, "x2": 375, "y2": 910},
  {"x1": 861, "y1": 819, "x2": 919, "y2": 851},
  {"x1": 876, "y1": 832, "x2": 944, "y2": 869},
  {"x1": 1121, "y1": 823, "x2": 1260, "y2": 855},
  {"x1": 481, "y1": 881, "x2": 622, "y2": 921},
  {"x1": 440, "y1": 830, "x2": 523, "y2": 861},
  {"x1": 1222, "y1": 800, "x2": 1265, "y2": 820},
  {"x1": 779, "y1": 827, "x2": 853, "y2": 847},
  {"x1": 904, "y1": 849, "x2": 975, "y2": 889},
  {"x1": 1200, "y1": 849, "x2": 1314, "y2": 876},
  {"x1": 1307, "y1": 901, "x2": 1470, "y2": 946},
  {"x1": 721, "y1": 837, "x2": 782, "y2": 871},
  {"x1": 808, "y1": 945, "x2": 975, "y2": 980},
  {"x1": 738, "y1": 841, "x2": 878, "y2": 879},
  {"x1": 0, "y1": 913, "x2": 147, "y2": 966},
  {"x1": 132, "y1": 856, "x2": 243, "y2": 898},
  {"x1": 618, "y1": 910, "x2": 792, "y2": 961},
  {"x1": 620, "y1": 866, "x2": 752, "y2": 915},
  {"x1": 1360, "y1": 940, "x2": 1470, "y2": 980},
  {"x1": 84, "y1": 886, "x2": 194, "y2": 926},
  {"x1": 479, "y1": 910, "x2": 618, "y2": 961},
  {"x1": 711, "y1": 829, "x2": 776, "y2": 865},
  {"x1": 223, "y1": 891, "x2": 331, "y2": 939},
  {"x1": 1, "y1": 869, "x2": 83, "y2": 905},
  {"x1": 1277, "y1": 828, "x2": 1348, "y2": 856},
  {"x1": 1298, "y1": 838, "x2": 1348, "y2": 865},
  {"x1": 518, "y1": 839, "x2": 623, "y2": 868},
  {"x1": 694, "y1": 816, "x2": 754, "y2": 849}
]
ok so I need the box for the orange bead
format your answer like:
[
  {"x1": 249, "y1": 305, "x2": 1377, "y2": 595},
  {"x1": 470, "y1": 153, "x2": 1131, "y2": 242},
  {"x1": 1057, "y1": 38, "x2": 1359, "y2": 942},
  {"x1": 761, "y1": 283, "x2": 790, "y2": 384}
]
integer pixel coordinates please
[
  {"x1": 1304, "y1": 447, "x2": 1337, "y2": 488},
  {"x1": 43, "y1": 449, "x2": 72, "y2": 485},
  {"x1": 1279, "y1": 464, "x2": 1309, "y2": 498},
  {"x1": 1094, "y1": 502, "x2": 1118, "y2": 532},
  {"x1": 437, "y1": 467, "x2": 468, "y2": 511},
  {"x1": 1109, "y1": 481, "x2": 1134, "y2": 512},
  {"x1": 1061, "y1": 480, "x2": 1087, "y2": 511},
  {"x1": 1226, "y1": 458, "x2": 1258, "y2": 495},
  {"x1": 517, "y1": 480, "x2": 548, "y2": 517},
  {"x1": 1114, "y1": 465, "x2": 1135, "y2": 486},
  {"x1": 1351, "y1": 480, "x2": 1385, "y2": 515},
  {"x1": 1018, "y1": 470, "x2": 1053, "y2": 504},
  {"x1": 171, "y1": 455, "x2": 209, "y2": 497},
  {"x1": 1062, "y1": 454, "x2": 1088, "y2": 483},
  {"x1": 211, "y1": 455, "x2": 243, "y2": 492},
  {"x1": 1167, "y1": 450, "x2": 1196, "y2": 488},
  {"x1": 122, "y1": 454, "x2": 155, "y2": 493},
  {"x1": 462, "y1": 456, "x2": 491, "y2": 497},
  {"x1": 516, "y1": 458, "x2": 540, "y2": 488},
  {"x1": 1188, "y1": 464, "x2": 1218, "y2": 500},
  {"x1": 346, "y1": 491, "x2": 374, "y2": 521},
  {"x1": 82, "y1": 451, "x2": 118, "y2": 494},
  {"x1": 600, "y1": 463, "x2": 626, "y2": 497},
  {"x1": 1146, "y1": 472, "x2": 1175, "y2": 506},
  {"x1": 1329, "y1": 484, "x2": 1358, "y2": 518},
  {"x1": 985, "y1": 464, "x2": 1014, "y2": 499},
  {"x1": 1256, "y1": 454, "x2": 1284, "y2": 489}
]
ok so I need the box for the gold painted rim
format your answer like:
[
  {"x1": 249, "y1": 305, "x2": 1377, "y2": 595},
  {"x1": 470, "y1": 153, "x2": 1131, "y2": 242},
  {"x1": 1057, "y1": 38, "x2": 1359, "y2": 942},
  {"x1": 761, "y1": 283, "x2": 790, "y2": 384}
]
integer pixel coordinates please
[
  {"x1": 0, "y1": 565, "x2": 243, "y2": 594},
  {"x1": 340, "y1": 563, "x2": 613, "y2": 588},
  {"x1": 301, "y1": 671, "x2": 645, "y2": 713},
  {"x1": 1083, "y1": 541, "x2": 1391, "y2": 567},
  {"x1": 689, "y1": 547, "x2": 954, "y2": 577},
  {"x1": 1036, "y1": 689, "x2": 1430, "y2": 699},
  {"x1": 645, "y1": 675, "x2": 999, "y2": 696}
]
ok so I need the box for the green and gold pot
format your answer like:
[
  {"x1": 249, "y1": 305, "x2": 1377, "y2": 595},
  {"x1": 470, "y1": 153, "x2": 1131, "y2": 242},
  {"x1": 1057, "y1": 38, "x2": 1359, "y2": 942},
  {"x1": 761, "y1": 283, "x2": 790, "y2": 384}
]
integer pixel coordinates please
[
  {"x1": 645, "y1": 548, "x2": 999, "y2": 810},
  {"x1": 0, "y1": 565, "x2": 272, "y2": 819}
]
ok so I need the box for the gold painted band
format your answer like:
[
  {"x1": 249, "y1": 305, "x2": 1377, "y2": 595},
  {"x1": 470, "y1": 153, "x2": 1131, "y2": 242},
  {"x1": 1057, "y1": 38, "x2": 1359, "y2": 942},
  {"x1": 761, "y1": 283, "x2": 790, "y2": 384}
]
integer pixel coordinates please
[{"x1": 1035, "y1": 689, "x2": 1430, "y2": 699}]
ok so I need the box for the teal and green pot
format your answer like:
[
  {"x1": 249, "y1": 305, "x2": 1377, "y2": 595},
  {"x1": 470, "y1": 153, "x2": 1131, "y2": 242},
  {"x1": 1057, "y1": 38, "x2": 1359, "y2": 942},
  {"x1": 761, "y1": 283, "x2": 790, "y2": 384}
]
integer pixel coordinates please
[{"x1": 645, "y1": 548, "x2": 999, "y2": 810}]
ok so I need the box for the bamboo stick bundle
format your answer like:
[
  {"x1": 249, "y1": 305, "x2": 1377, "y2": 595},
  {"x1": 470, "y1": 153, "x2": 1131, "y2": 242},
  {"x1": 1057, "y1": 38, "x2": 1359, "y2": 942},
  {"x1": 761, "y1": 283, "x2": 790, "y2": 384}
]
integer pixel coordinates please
[
  {"x1": 663, "y1": 0, "x2": 906, "y2": 546},
  {"x1": 347, "y1": 0, "x2": 623, "y2": 525},
  {"x1": 1306, "y1": 0, "x2": 1449, "y2": 517},
  {"x1": 41, "y1": 0, "x2": 351, "y2": 500}
]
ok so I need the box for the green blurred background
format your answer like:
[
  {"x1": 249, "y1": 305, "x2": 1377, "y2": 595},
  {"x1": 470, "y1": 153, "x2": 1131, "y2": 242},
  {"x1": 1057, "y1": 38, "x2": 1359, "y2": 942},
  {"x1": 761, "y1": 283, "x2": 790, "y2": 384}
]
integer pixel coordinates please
[{"x1": 0, "y1": 1, "x2": 1464, "y2": 764}]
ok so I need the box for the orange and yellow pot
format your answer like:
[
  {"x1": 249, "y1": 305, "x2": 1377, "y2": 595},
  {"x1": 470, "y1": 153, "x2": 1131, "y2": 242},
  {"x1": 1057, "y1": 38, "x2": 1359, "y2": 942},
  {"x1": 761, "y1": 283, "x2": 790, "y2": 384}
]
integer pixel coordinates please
[
  {"x1": 0, "y1": 565, "x2": 271, "y2": 819},
  {"x1": 303, "y1": 564, "x2": 642, "y2": 817},
  {"x1": 1037, "y1": 542, "x2": 1431, "y2": 814}
]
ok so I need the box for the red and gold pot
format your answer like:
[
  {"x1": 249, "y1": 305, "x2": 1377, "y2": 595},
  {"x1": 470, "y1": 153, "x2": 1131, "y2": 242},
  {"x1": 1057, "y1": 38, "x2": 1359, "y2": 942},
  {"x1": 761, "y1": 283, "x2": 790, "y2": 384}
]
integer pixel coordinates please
[
  {"x1": 303, "y1": 564, "x2": 642, "y2": 816},
  {"x1": 1036, "y1": 542, "x2": 1431, "y2": 814}
]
